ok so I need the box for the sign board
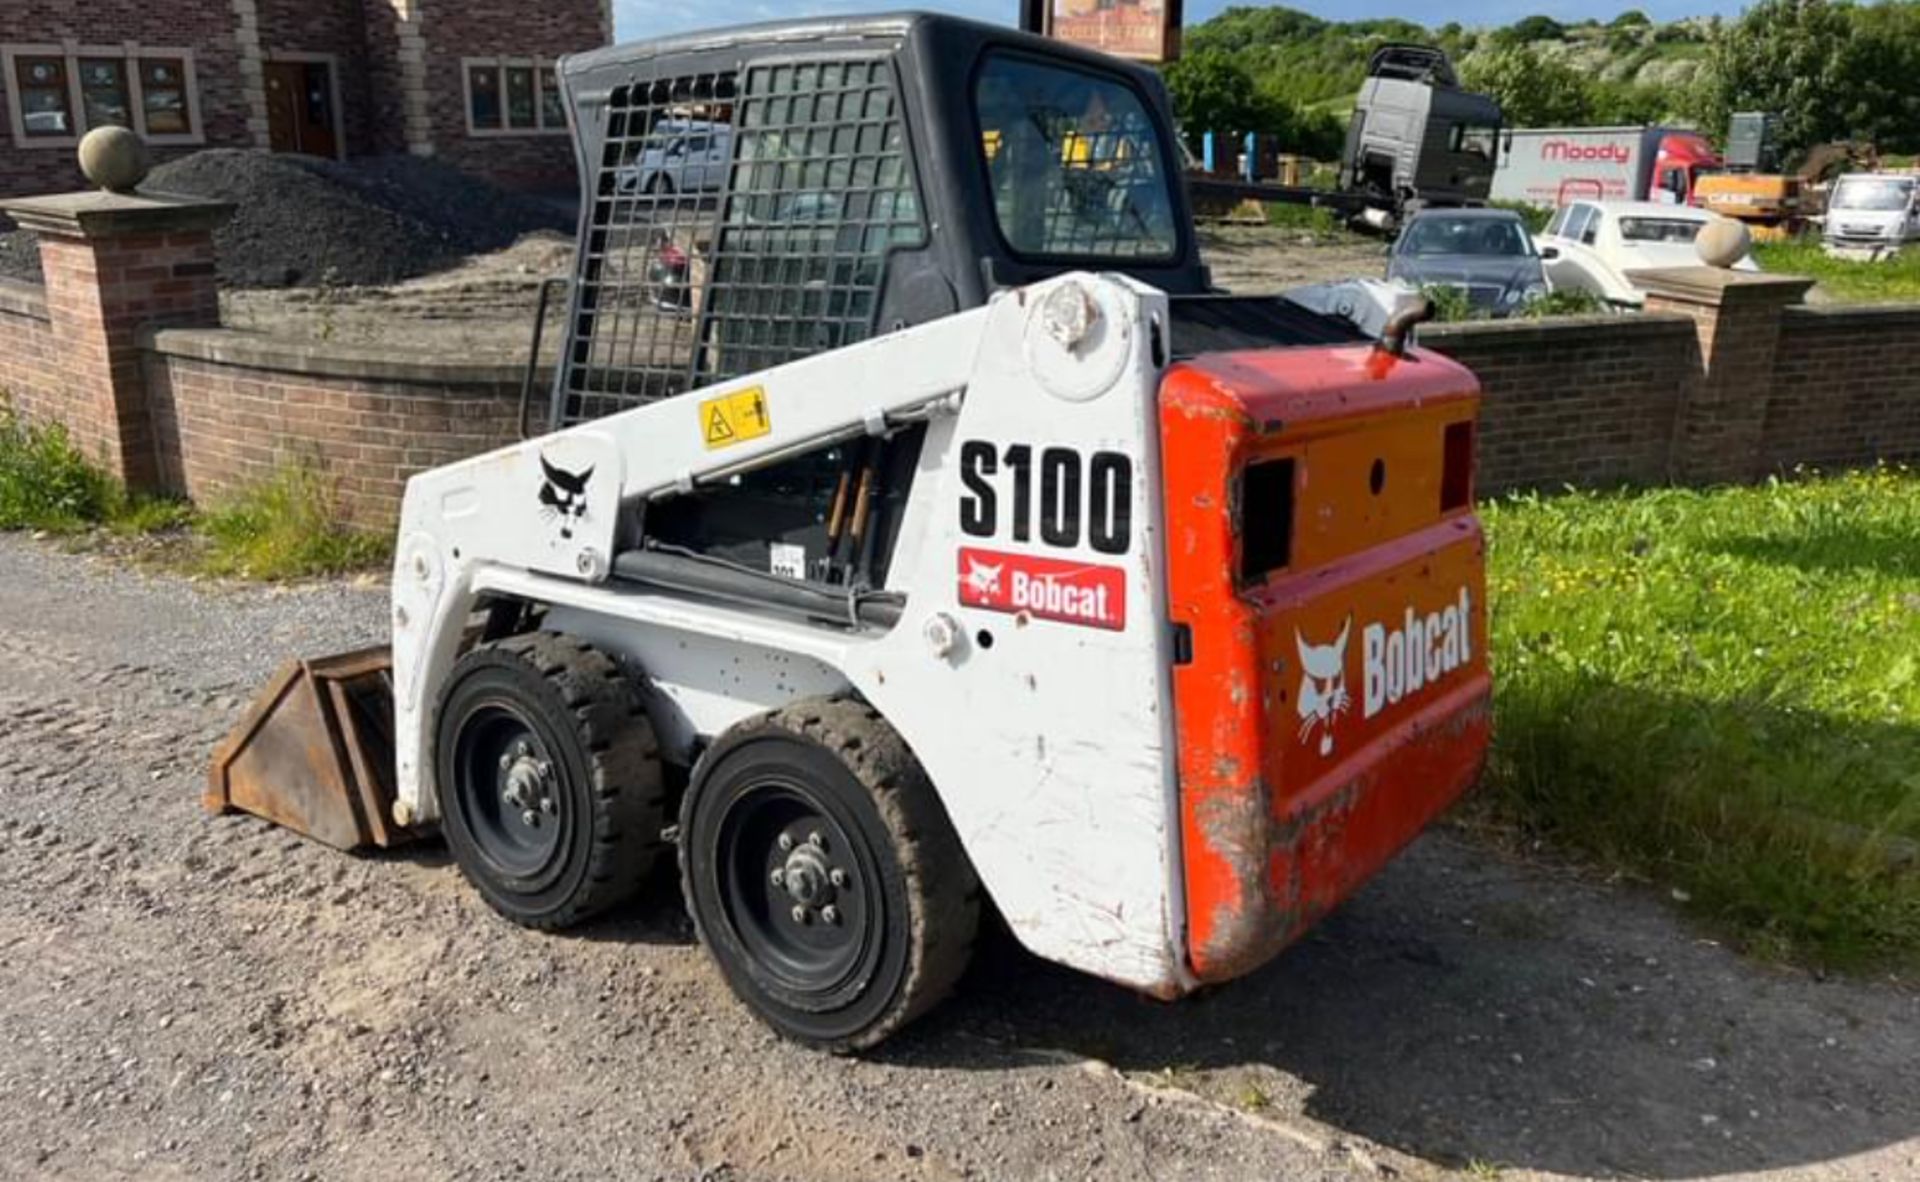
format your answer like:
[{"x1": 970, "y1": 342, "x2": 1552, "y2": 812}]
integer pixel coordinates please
[{"x1": 1024, "y1": 0, "x2": 1183, "y2": 64}]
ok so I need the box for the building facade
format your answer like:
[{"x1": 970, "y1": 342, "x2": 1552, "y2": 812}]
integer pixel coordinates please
[{"x1": 0, "y1": 0, "x2": 612, "y2": 197}]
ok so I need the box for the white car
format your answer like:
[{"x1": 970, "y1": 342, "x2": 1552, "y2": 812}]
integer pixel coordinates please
[
  {"x1": 613, "y1": 119, "x2": 732, "y2": 196},
  {"x1": 1534, "y1": 200, "x2": 1757, "y2": 307}
]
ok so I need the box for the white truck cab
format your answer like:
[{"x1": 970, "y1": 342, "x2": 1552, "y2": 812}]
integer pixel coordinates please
[{"x1": 1823, "y1": 173, "x2": 1920, "y2": 257}]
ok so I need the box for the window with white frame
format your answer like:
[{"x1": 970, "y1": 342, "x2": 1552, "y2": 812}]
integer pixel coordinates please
[
  {"x1": 3, "y1": 45, "x2": 202, "y2": 147},
  {"x1": 464, "y1": 58, "x2": 567, "y2": 136}
]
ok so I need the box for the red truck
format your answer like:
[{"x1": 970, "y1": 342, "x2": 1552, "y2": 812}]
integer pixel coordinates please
[{"x1": 1490, "y1": 125, "x2": 1721, "y2": 207}]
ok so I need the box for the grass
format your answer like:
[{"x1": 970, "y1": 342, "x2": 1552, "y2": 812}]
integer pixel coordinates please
[
  {"x1": 0, "y1": 397, "x2": 387, "y2": 580},
  {"x1": 1262, "y1": 201, "x2": 1351, "y2": 239},
  {"x1": 196, "y1": 465, "x2": 391, "y2": 580},
  {"x1": 1481, "y1": 468, "x2": 1920, "y2": 971},
  {"x1": 1753, "y1": 239, "x2": 1920, "y2": 303},
  {"x1": 0, "y1": 403, "x2": 126, "y2": 531}
]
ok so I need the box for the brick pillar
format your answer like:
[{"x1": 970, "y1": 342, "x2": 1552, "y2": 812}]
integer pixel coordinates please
[
  {"x1": 0, "y1": 191, "x2": 233, "y2": 490},
  {"x1": 1633, "y1": 266, "x2": 1815, "y2": 485}
]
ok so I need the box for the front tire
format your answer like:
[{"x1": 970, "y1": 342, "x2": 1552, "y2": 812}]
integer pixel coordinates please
[
  {"x1": 680, "y1": 698, "x2": 979, "y2": 1052},
  {"x1": 435, "y1": 632, "x2": 664, "y2": 930}
]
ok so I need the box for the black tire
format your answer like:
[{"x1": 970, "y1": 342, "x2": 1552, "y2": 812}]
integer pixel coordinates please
[
  {"x1": 679, "y1": 698, "x2": 979, "y2": 1052},
  {"x1": 435, "y1": 631, "x2": 664, "y2": 930}
]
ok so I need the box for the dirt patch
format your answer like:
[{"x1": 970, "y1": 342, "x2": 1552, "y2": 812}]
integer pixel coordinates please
[
  {"x1": 219, "y1": 232, "x2": 576, "y2": 359},
  {"x1": 1200, "y1": 224, "x2": 1388, "y2": 292},
  {"x1": 213, "y1": 224, "x2": 1388, "y2": 360}
]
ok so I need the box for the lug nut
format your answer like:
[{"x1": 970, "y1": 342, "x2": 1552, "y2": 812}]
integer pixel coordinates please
[
  {"x1": 521, "y1": 810, "x2": 539, "y2": 827},
  {"x1": 770, "y1": 868, "x2": 786, "y2": 887},
  {"x1": 791, "y1": 905, "x2": 811, "y2": 925},
  {"x1": 539, "y1": 797, "x2": 555, "y2": 815},
  {"x1": 821, "y1": 905, "x2": 840, "y2": 925},
  {"x1": 777, "y1": 833, "x2": 795, "y2": 852},
  {"x1": 499, "y1": 754, "x2": 513, "y2": 771},
  {"x1": 829, "y1": 868, "x2": 848, "y2": 888},
  {"x1": 808, "y1": 831, "x2": 826, "y2": 851}
]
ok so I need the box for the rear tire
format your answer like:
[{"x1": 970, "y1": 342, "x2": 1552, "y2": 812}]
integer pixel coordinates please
[
  {"x1": 679, "y1": 698, "x2": 979, "y2": 1052},
  {"x1": 435, "y1": 632, "x2": 664, "y2": 930}
]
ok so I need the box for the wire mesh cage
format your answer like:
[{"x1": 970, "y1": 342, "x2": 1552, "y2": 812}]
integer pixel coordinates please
[{"x1": 558, "y1": 55, "x2": 926, "y2": 428}]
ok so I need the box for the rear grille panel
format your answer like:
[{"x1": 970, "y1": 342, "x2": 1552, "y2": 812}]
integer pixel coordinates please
[{"x1": 558, "y1": 56, "x2": 927, "y2": 427}]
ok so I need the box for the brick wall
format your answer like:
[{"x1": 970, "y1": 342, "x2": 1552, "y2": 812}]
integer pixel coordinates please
[
  {"x1": 417, "y1": 0, "x2": 604, "y2": 190},
  {"x1": 1766, "y1": 304, "x2": 1920, "y2": 473},
  {"x1": 145, "y1": 331, "x2": 523, "y2": 523},
  {"x1": 0, "y1": 2, "x2": 254, "y2": 197},
  {"x1": 255, "y1": 0, "x2": 375, "y2": 160},
  {"x1": 0, "y1": 280, "x2": 57, "y2": 422},
  {"x1": 1420, "y1": 315, "x2": 1698, "y2": 493},
  {"x1": 2, "y1": 0, "x2": 605, "y2": 199}
]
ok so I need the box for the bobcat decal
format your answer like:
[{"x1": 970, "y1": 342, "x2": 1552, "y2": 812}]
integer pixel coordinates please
[
  {"x1": 964, "y1": 557, "x2": 1004, "y2": 598},
  {"x1": 538, "y1": 455, "x2": 594, "y2": 541},
  {"x1": 1296, "y1": 615, "x2": 1352, "y2": 757}
]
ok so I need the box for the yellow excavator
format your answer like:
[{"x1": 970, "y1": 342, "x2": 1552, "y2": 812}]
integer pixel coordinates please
[{"x1": 1696, "y1": 112, "x2": 1876, "y2": 240}]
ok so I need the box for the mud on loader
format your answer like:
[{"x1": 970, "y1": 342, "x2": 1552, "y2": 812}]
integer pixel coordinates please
[{"x1": 208, "y1": 13, "x2": 1492, "y2": 1051}]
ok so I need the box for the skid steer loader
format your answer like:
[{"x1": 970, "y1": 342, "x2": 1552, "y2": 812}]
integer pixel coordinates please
[{"x1": 207, "y1": 12, "x2": 1491, "y2": 1051}]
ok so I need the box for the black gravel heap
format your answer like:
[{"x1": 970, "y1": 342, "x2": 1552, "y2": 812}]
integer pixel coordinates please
[{"x1": 140, "y1": 149, "x2": 574, "y2": 289}]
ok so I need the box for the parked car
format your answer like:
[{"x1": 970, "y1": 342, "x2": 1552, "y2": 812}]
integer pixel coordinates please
[
  {"x1": 1535, "y1": 200, "x2": 1756, "y2": 307},
  {"x1": 614, "y1": 119, "x2": 733, "y2": 196},
  {"x1": 1386, "y1": 207, "x2": 1548, "y2": 316},
  {"x1": 1822, "y1": 172, "x2": 1920, "y2": 257}
]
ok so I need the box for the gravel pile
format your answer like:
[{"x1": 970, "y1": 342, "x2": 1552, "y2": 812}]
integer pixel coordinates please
[
  {"x1": 145, "y1": 149, "x2": 573, "y2": 288},
  {"x1": 0, "y1": 151, "x2": 574, "y2": 290}
]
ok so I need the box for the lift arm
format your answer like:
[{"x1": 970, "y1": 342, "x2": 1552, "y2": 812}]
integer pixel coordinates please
[{"x1": 385, "y1": 288, "x2": 1015, "y2": 824}]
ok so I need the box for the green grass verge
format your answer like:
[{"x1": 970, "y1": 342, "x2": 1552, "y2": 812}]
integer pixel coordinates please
[
  {"x1": 194, "y1": 465, "x2": 391, "y2": 580},
  {"x1": 0, "y1": 401, "x2": 185, "y2": 534},
  {"x1": 1482, "y1": 469, "x2": 1920, "y2": 970},
  {"x1": 0, "y1": 397, "x2": 387, "y2": 580},
  {"x1": 1754, "y1": 239, "x2": 1920, "y2": 303},
  {"x1": 1262, "y1": 202, "x2": 1348, "y2": 236}
]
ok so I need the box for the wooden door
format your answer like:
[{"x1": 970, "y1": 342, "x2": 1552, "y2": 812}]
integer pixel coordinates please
[{"x1": 264, "y1": 60, "x2": 338, "y2": 158}]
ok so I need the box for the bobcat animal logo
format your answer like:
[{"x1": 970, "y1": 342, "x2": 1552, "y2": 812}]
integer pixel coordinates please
[
  {"x1": 1296, "y1": 615, "x2": 1352, "y2": 757},
  {"x1": 964, "y1": 557, "x2": 1004, "y2": 598},
  {"x1": 538, "y1": 455, "x2": 594, "y2": 540}
]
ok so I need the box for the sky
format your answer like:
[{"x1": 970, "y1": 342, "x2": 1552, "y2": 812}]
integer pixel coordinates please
[{"x1": 612, "y1": 0, "x2": 1755, "y2": 44}]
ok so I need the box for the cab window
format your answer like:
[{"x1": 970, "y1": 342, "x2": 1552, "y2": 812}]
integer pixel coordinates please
[{"x1": 973, "y1": 52, "x2": 1178, "y2": 260}]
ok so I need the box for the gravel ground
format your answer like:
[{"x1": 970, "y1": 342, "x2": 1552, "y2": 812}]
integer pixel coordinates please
[{"x1": 1, "y1": 534, "x2": 1917, "y2": 1182}]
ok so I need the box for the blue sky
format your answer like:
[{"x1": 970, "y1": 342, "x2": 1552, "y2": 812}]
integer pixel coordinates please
[{"x1": 612, "y1": 0, "x2": 1753, "y2": 43}]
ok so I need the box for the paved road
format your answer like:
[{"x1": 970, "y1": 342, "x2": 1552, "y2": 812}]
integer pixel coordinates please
[{"x1": 0, "y1": 535, "x2": 1915, "y2": 1181}]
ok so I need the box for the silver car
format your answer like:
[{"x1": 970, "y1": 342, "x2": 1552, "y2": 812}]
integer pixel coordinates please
[
  {"x1": 614, "y1": 120, "x2": 733, "y2": 196},
  {"x1": 1387, "y1": 208, "x2": 1549, "y2": 316}
]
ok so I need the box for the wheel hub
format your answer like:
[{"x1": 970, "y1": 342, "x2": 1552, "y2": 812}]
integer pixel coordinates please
[
  {"x1": 780, "y1": 845, "x2": 834, "y2": 908},
  {"x1": 497, "y1": 740, "x2": 555, "y2": 828}
]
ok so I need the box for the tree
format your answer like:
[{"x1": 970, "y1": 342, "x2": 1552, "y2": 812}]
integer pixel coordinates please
[
  {"x1": 1505, "y1": 15, "x2": 1567, "y2": 44},
  {"x1": 1162, "y1": 50, "x2": 1311, "y2": 150},
  {"x1": 1688, "y1": 0, "x2": 1897, "y2": 156},
  {"x1": 1609, "y1": 9, "x2": 1652, "y2": 28},
  {"x1": 1840, "y1": 2, "x2": 1920, "y2": 154},
  {"x1": 1462, "y1": 45, "x2": 1592, "y2": 126}
]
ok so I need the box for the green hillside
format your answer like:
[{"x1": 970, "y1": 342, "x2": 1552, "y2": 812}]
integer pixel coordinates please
[
  {"x1": 1168, "y1": 1, "x2": 1920, "y2": 159},
  {"x1": 1166, "y1": 6, "x2": 1710, "y2": 158}
]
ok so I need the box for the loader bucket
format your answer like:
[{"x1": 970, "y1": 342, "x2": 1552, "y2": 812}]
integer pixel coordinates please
[{"x1": 205, "y1": 646, "x2": 414, "y2": 852}]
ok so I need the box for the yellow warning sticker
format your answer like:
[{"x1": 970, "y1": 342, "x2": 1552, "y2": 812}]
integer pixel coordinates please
[{"x1": 700, "y1": 386, "x2": 772, "y2": 450}]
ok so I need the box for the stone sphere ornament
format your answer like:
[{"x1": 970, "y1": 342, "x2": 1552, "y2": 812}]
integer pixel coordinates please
[
  {"x1": 1695, "y1": 216, "x2": 1752, "y2": 270},
  {"x1": 77, "y1": 126, "x2": 151, "y2": 194}
]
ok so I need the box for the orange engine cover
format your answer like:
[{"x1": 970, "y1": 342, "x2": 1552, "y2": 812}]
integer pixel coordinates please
[{"x1": 1160, "y1": 342, "x2": 1493, "y2": 984}]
